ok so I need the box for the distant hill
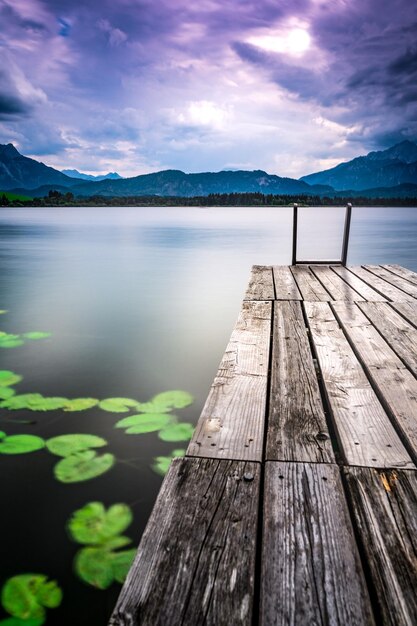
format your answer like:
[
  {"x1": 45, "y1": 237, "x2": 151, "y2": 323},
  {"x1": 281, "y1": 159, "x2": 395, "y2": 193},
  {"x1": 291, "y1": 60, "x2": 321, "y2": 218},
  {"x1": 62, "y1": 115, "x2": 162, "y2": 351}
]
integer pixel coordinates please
[
  {"x1": 70, "y1": 169, "x2": 333, "y2": 197},
  {"x1": 62, "y1": 169, "x2": 123, "y2": 182},
  {"x1": 333, "y1": 182, "x2": 417, "y2": 199},
  {"x1": 0, "y1": 144, "x2": 75, "y2": 190},
  {"x1": 300, "y1": 140, "x2": 417, "y2": 191}
]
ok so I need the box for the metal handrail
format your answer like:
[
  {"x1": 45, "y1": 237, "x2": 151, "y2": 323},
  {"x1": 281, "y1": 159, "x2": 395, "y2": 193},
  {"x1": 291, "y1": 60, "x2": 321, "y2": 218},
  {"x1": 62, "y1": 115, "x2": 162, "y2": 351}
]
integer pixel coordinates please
[{"x1": 292, "y1": 203, "x2": 352, "y2": 266}]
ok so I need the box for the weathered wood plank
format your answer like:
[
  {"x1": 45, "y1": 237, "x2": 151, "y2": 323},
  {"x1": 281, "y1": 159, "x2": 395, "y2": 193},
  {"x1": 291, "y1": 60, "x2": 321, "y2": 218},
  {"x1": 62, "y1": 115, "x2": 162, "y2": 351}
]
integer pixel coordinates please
[
  {"x1": 187, "y1": 300, "x2": 271, "y2": 461},
  {"x1": 384, "y1": 264, "x2": 417, "y2": 286},
  {"x1": 272, "y1": 266, "x2": 302, "y2": 300},
  {"x1": 391, "y1": 301, "x2": 417, "y2": 329},
  {"x1": 348, "y1": 266, "x2": 415, "y2": 301},
  {"x1": 311, "y1": 265, "x2": 365, "y2": 301},
  {"x1": 291, "y1": 266, "x2": 331, "y2": 301},
  {"x1": 267, "y1": 301, "x2": 334, "y2": 463},
  {"x1": 333, "y1": 302, "x2": 417, "y2": 461},
  {"x1": 304, "y1": 301, "x2": 414, "y2": 468},
  {"x1": 357, "y1": 302, "x2": 417, "y2": 377},
  {"x1": 244, "y1": 265, "x2": 275, "y2": 300},
  {"x1": 363, "y1": 265, "x2": 417, "y2": 299},
  {"x1": 332, "y1": 265, "x2": 387, "y2": 301},
  {"x1": 261, "y1": 462, "x2": 375, "y2": 626},
  {"x1": 343, "y1": 467, "x2": 417, "y2": 626},
  {"x1": 110, "y1": 457, "x2": 260, "y2": 626}
]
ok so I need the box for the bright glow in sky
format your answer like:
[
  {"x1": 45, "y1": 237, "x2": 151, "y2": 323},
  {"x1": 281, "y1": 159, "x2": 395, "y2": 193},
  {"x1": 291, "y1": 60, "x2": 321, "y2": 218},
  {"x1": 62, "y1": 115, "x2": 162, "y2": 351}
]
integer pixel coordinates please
[{"x1": 0, "y1": 0, "x2": 416, "y2": 178}]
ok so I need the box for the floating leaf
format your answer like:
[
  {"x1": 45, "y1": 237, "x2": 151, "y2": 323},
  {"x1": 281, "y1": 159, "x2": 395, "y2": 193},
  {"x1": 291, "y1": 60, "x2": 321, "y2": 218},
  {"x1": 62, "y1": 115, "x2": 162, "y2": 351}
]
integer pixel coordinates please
[
  {"x1": 22, "y1": 332, "x2": 51, "y2": 340},
  {"x1": 0, "y1": 371, "x2": 23, "y2": 387},
  {"x1": 0, "y1": 431, "x2": 5, "y2": 438},
  {"x1": 158, "y1": 423, "x2": 194, "y2": 442},
  {"x1": 115, "y1": 413, "x2": 171, "y2": 434},
  {"x1": 0, "y1": 310, "x2": 7, "y2": 315},
  {"x1": 75, "y1": 547, "x2": 113, "y2": 589},
  {"x1": 54, "y1": 451, "x2": 115, "y2": 483},
  {"x1": 0, "y1": 394, "x2": 66, "y2": 411},
  {"x1": 137, "y1": 390, "x2": 193, "y2": 413},
  {"x1": 151, "y1": 449, "x2": 185, "y2": 476},
  {"x1": 1, "y1": 574, "x2": 62, "y2": 621},
  {"x1": 0, "y1": 387, "x2": 16, "y2": 400},
  {"x1": 68, "y1": 502, "x2": 133, "y2": 545},
  {"x1": 0, "y1": 337, "x2": 24, "y2": 348},
  {"x1": 98, "y1": 398, "x2": 139, "y2": 413},
  {"x1": 111, "y1": 549, "x2": 136, "y2": 583},
  {"x1": 46, "y1": 434, "x2": 107, "y2": 457},
  {"x1": 0, "y1": 434, "x2": 45, "y2": 455},
  {"x1": 63, "y1": 398, "x2": 98, "y2": 412},
  {"x1": 0, "y1": 617, "x2": 45, "y2": 625}
]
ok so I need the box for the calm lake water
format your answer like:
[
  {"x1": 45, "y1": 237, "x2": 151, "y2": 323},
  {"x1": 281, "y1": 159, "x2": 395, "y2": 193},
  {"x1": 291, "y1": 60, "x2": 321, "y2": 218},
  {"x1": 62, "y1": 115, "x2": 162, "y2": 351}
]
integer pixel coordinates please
[{"x1": 1, "y1": 206, "x2": 417, "y2": 625}]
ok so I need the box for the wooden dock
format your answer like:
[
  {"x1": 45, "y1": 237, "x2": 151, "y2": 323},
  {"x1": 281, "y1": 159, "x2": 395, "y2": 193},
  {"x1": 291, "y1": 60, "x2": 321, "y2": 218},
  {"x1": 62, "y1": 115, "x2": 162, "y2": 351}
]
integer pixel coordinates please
[{"x1": 110, "y1": 264, "x2": 417, "y2": 626}]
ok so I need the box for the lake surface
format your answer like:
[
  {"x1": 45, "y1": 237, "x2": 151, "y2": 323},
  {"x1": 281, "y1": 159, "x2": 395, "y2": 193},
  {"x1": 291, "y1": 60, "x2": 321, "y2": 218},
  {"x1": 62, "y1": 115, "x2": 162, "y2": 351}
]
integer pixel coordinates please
[{"x1": 1, "y1": 206, "x2": 416, "y2": 625}]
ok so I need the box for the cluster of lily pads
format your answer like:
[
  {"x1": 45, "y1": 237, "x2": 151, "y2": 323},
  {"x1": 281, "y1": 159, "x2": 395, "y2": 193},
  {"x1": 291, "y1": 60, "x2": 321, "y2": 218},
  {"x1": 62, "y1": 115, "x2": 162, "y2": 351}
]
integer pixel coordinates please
[{"x1": 0, "y1": 573, "x2": 62, "y2": 625}]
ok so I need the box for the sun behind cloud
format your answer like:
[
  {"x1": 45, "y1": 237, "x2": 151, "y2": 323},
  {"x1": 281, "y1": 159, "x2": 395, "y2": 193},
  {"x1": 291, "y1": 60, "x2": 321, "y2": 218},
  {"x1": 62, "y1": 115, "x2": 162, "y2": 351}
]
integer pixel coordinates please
[{"x1": 248, "y1": 27, "x2": 311, "y2": 56}]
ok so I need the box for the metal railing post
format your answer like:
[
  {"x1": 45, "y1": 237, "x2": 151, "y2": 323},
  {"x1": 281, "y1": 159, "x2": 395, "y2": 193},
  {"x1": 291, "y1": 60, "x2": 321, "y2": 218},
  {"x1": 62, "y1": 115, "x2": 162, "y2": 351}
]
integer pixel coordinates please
[
  {"x1": 341, "y1": 203, "x2": 352, "y2": 266},
  {"x1": 292, "y1": 203, "x2": 298, "y2": 265}
]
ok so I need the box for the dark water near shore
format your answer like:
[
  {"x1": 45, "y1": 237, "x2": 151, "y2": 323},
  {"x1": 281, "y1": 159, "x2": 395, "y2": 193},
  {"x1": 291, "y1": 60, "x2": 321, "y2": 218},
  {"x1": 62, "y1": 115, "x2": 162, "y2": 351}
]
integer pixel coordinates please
[{"x1": 0, "y1": 206, "x2": 416, "y2": 625}]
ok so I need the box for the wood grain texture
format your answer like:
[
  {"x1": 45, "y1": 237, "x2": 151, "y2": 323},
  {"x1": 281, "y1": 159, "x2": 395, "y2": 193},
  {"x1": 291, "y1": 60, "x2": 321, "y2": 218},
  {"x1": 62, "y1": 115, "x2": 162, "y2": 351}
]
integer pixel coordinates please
[
  {"x1": 357, "y1": 302, "x2": 417, "y2": 377},
  {"x1": 272, "y1": 266, "x2": 302, "y2": 300},
  {"x1": 343, "y1": 467, "x2": 417, "y2": 626},
  {"x1": 384, "y1": 264, "x2": 417, "y2": 286},
  {"x1": 363, "y1": 265, "x2": 417, "y2": 299},
  {"x1": 244, "y1": 265, "x2": 275, "y2": 300},
  {"x1": 311, "y1": 265, "x2": 365, "y2": 301},
  {"x1": 391, "y1": 301, "x2": 417, "y2": 329},
  {"x1": 187, "y1": 300, "x2": 271, "y2": 461},
  {"x1": 291, "y1": 266, "x2": 331, "y2": 301},
  {"x1": 348, "y1": 266, "x2": 415, "y2": 302},
  {"x1": 261, "y1": 462, "x2": 375, "y2": 626},
  {"x1": 304, "y1": 301, "x2": 414, "y2": 469},
  {"x1": 333, "y1": 302, "x2": 417, "y2": 461},
  {"x1": 267, "y1": 301, "x2": 334, "y2": 463},
  {"x1": 332, "y1": 266, "x2": 387, "y2": 301},
  {"x1": 110, "y1": 457, "x2": 260, "y2": 626}
]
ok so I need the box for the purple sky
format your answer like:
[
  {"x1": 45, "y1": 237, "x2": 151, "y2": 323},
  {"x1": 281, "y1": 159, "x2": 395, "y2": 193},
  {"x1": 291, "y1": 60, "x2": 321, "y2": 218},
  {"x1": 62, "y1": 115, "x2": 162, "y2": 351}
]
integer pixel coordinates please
[{"x1": 1, "y1": 0, "x2": 416, "y2": 177}]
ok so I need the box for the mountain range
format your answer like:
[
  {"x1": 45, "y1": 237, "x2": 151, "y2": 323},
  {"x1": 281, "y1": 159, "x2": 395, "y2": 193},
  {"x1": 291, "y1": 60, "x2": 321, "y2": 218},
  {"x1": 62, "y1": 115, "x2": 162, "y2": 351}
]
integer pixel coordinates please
[{"x1": 1, "y1": 140, "x2": 417, "y2": 199}]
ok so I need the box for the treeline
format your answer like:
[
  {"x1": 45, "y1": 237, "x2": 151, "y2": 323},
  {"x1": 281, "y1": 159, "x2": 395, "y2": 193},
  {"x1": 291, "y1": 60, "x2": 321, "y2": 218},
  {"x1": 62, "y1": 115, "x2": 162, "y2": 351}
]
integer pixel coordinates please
[{"x1": 2, "y1": 190, "x2": 417, "y2": 207}]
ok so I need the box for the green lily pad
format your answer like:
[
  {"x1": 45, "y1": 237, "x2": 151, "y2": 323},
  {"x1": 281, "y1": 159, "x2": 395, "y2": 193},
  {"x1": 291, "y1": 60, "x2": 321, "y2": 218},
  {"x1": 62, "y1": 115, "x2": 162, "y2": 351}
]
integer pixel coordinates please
[
  {"x1": 0, "y1": 394, "x2": 68, "y2": 411},
  {"x1": 0, "y1": 387, "x2": 16, "y2": 400},
  {"x1": 54, "y1": 451, "x2": 115, "y2": 483},
  {"x1": 115, "y1": 413, "x2": 171, "y2": 434},
  {"x1": 46, "y1": 434, "x2": 107, "y2": 457},
  {"x1": 1, "y1": 574, "x2": 62, "y2": 621},
  {"x1": 137, "y1": 390, "x2": 193, "y2": 413},
  {"x1": 0, "y1": 338, "x2": 24, "y2": 348},
  {"x1": 22, "y1": 332, "x2": 51, "y2": 340},
  {"x1": 27, "y1": 397, "x2": 68, "y2": 411},
  {"x1": 158, "y1": 423, "x2": 194, "y2": 442},
  {"x1": 0, "y1": 370, "x2": 23, "y2": 387},
  {"x1": 0, "y1": 310, "x2": 7, "y2": 314},
  {"x1": 63, "y1": 398, "x2": 98, "y2": 412},
  {"x1": 98, "y1": 398, "x2": 139, "y2": 413},
  {"x1": 0, "y1": 434, "x2": 45, "y2": 455},
  {"x1": 151, "y1": 449, "x2": 185, "y2": 476},
  {"x1": 75, "y1": 547, "x2": 114, "y2": 589},
  {"x1": 0, "y1": 617, "x2": 45, "y2": 625},
  {"x1": 68, "y1": 502, "x2": 133, "y2": 545},
  {"x1": 111, "y1": 549, "x2": 136, "y2": 583}
]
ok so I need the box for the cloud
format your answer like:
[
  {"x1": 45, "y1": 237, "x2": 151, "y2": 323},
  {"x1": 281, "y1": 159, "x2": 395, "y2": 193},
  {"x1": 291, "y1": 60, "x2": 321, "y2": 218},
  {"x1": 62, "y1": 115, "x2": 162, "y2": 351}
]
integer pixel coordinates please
[{"x1": 97, "y1": 19, "x2": 127, "y2": 46}]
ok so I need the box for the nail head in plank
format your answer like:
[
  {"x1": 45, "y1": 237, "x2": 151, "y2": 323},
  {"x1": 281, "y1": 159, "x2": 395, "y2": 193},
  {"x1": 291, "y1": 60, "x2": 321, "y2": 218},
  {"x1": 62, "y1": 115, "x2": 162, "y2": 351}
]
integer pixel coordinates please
[
  {"x1": 291, "y1": 265, "x2": 332, "y2": 301},
  {"x1": 244, "y1": 265, "x2": 275, "y2": 300},
  {"x1": 304, "y1": 301, "x2": 414, "y2": 469},
  {"x1": 272, "y1": 265, "x2": 302, "y2": 300},
  {"x1": 333, "y1": 301, "x2": 417, "y2": 462},
  {"x1": 357, "y1": 302, "x2": 417, "y2": 377},
  {"x1": 384, "y1": 264, "x2": 417, "y2": 286},
  {"x1": 343, "y1": 466, "x2": 417, "y2": 626},
  {"x1": 187, "y1": 300, "x2": 271, "y2": 461},
  {"x1": 332, "y1": 265, "x2": 387, "y2": 301},
  {"x1": 348, "y1": 266, "x2": 415, "y2": 302},
  {"x1": 311, "y1": 265, "x2": 365, "y2": 301},
  {"x1": 110, "y1": 457, "x2": 260, "y2": 626},
  {"x1": 261, "y1": 462, "x2": 375, "y2": 626},
  {"x1": 267, "y1": 301, "x2": 334, "y2": 463},
  {"x1": 363, "y1": 265, "x2": 417, "y2": 300}
]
